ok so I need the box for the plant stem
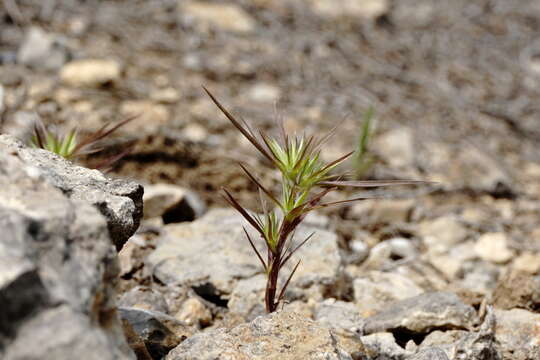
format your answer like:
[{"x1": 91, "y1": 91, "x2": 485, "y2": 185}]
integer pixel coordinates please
[
  {"x1": 265, "y1": 256, "x2": 280, "y2": 312},
  {"x1": 265, "y1": 227, "x2": 292, "y2": 312}
]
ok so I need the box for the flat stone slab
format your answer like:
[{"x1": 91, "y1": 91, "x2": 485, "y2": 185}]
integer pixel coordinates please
[
  {"x1": 147, "y1": 208, "x2": 342, "y2": 299},
  {"x1": 361, "y1": 292, "x2": 476, "y2": 335}
]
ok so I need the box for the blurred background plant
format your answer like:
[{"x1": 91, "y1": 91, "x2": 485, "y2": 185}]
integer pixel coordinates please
[
  {"x1": 352, "y1": 106, "x2": 376, "y2": 179},
  {"x1": 29, "y1": 116, "x2": 136, "y2": 171}
]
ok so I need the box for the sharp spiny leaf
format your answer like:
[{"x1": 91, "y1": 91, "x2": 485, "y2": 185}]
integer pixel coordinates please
[
  {"x1": 319, "y1": 179, "x2": 435, "y2": 187},
  {"x1": 222, "y1": 188, "x2": 264, "y2": 235},
  {"x1": 238, "y1": 163, "x2": 281, "y2": 208},
  {"x1": 280, "y1": 232, "x2": 315, "y2": 269},
  {"x1": 203, "y1": 86, "x2": 274, "y2": 162},
  {"x1": 277, "y1": 260, "x2": 301, "y2": 303}
]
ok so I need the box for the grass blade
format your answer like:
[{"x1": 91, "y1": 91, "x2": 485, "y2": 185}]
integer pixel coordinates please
[
  {"x1": 72, "y1": 115, "x2": 138, "y2": 156},
  {"x1": 280, "y1": 232, "x2": 314, "y2": 269},
  {"x1": 319, "y1": 180, "x2": 435, "y2": 187},
  {"x1": 222, "y1": 187, "x2": 264, "y2": 235},
  {"x1": 311, "y1": 196, "x2": 372, "y2": 210},
  {"x1": 277, "y1": 259, "x2": 301, "y2": 303},
  {"x1": 314, "y1": 151, "x2": 355, "y2": 178},
  {"x1": 238, "y1": 163, "x2": 282, "y2": 208},
  {"x1": 203, "y1": 86, "x2": 274, "y2": 162},
  {"x1": 243, "y1": 227, "x2": 267, "y2": 271}
]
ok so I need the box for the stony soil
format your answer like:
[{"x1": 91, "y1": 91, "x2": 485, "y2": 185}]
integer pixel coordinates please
[{"x1": 2, "y1": 0, "x2": 540, "y2": 359}]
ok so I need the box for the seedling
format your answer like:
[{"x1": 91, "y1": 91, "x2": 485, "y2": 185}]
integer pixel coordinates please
[
  {"x1": 204, "y1": 87, "x2": 427, "y2": 313},
  {"x1": 30, "y1": 116, "x2": 136, "y2": 170}
]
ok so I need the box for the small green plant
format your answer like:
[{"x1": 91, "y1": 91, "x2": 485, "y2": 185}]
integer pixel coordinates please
[
  {"x1": 352, "y1": 106, "x2": 376, "y2": 179},
  {"x1": 204, "y1": 87, "x2": 427, "y2": 313},
  {"x1": 30, "y1": 116, "x2": 136, "y2": 169}
]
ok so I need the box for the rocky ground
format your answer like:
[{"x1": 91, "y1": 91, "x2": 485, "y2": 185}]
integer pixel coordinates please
[{"x1": 1, "y1": 0, "x2": 540, "y2": 359}]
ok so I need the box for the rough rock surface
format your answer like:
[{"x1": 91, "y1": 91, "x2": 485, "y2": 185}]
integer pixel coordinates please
[
  {"x1": 165, "y1": 310, "x2": 365, "y2": 360},
  {"x1": 147, "y1": 208, "x2": 341, "y2": 298},
  {"x1": 143, "y1": 183, "x2": 205, "y2": 223},
  {"x1": 492, "y1": 270, "x2": 540, "y2": 311},
  {"x1": 495, "y1": 308, "x2": 540, "y2": 360},
  {"x1": 119, "y1": 307, "x2": 194, "y2": 359},
  {"x1": 418, "y1": 306, "x2": 499, "y2": 360},
  {"x1": 0, "y1": 134, "x2": 143, "y2": 250},
  {"x1": 0, "y1": 141, "x2": 134, "y2": 359},
  {"x1": 361, "y1": 292, "x2": 476, "y2": 335},
  {"x1": 409, "y1": 348, "x2": 450, "y2": 360},
  {"x1": 360, "y1": 332, "x2": 410, "y2": 359},
  {"x1": 353, "y1": 270, "x2": 424, "y2": 316}
]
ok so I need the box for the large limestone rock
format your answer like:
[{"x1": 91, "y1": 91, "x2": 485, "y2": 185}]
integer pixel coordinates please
[
  {"x1": 166, "y1": 310, "x2": 366, "y2": 360},
  {"x1": 495, "y1": 308, "x2": 540, "y2": 360},
  {"x1": 0, "y1": 143, "x2": 135, "y2": 359},
  {"x1": 361, "y1": 292, "x2": 476, "y2": 335},
  {"x1": 0, "y1": 135, "x2": 143, "y2": 250}
]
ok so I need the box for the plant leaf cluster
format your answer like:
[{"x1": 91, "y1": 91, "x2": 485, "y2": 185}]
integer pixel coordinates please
[
  {"x1": 30, "y1": 116, "x2": 136, "y2": 170},
  {"x1": 204, "y1": 87, "x2": 429, "y2": 313},
  {"x1": 353, "y1": 106, "x2": 376, "y2": 179}
]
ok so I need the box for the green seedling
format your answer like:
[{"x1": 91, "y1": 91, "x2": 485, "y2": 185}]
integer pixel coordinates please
[
  {"x1": 204, "y1": 87, "x2": 428, "y2": 313},
  {"x1": 30, "y1": 116, "x2": 136, "y2": 170},
  {"x1": 353, "y1": 106, "x2": 376, "y2": 179}
]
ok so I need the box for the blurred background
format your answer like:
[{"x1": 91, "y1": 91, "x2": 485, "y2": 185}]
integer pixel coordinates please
[{"x1": 1, "y1": 0, "x2": 539, "y2": 262}]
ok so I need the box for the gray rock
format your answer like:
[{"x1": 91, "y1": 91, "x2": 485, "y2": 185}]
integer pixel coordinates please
[
  {"x1": 361, "y1": 292, "x2": 476, "y2": 335},
  {"x1": 166, "y1": 310, "x2": 365, "y2": 360},
  {"x1": 408, "y1": 348, "x2": 449, "y2": 360},
  {"x1": 0, "y1": 134, "x2": 143, "y2": 250},
  {"x1": 492, "y1": 270, "x2": 540, "y2": 311},
  {"x1": 174, "y1": 297, "x2": 212, "y2": 328},
  {"x1": 0, "y1": 84, "x2": 3, "y2": 114},
  {"x1": 375, "y1": 126, "x2": 415, "y2": 169},
  {"x1": 418, "y1": 215, "x2": 468, "y2": 255},
  {"x1": 0, "y1": 147, "x2": 133, "y2": 359},
  {"x1": 495, "y1": 308, "x2": 540, "y2": 360},
  {"x1": 180, "y1": 2, "x2": 256, "y2": 34},
  {"x1": 353, "y1": 271, "x2": 424, "y2": 316},
  {"x1": 418, "y1": 142, "x2": 513, "y2": 195},
  {"x1": 456, "y1": 260, "x2": 499, "y2": 295},
  {"x1": 4, "y1": 305, "x2": 133, "y2": 360},
  {"x1": 314, "y1": 298, "x2": 363, "y2": 333},
  {"x1": 360, "y1": 332, "x2": 410, "y2": 359},
  {"x1": 60, "y1": 59, "x2": 121, "y2": 87},
  {"x1": 247, "y1": 83, "x2": 281, "y2": 103},
  {"x1": 474, "y1": 232, "x2": 514, "y2": 264},
  {"x1": 147, "y1": 208, "x2": 341, "y2": 299},
  {"x1": 119, "y1": 307, "x2": 194, "y2": 360},
  {"x1": 143, "y1": 183, "x2": 205, "y2": 223},
  {"x1": 17, "y1": 27, "x2": 69, "y2": 70},
  {"x1": 418, "y1": 306, "x2": 499, "y2": 360},
  {"x1": 118, "y1": 286, "x2": 169, "y2": 314},
  {"x1": 351, "y1": 198, "x2": 415, "y2": 224},
  {"x1": 310, "y1": 0, "x2": 389, "y2": 20},
  {"x1": 227, "y1": 274, "x2": 266, "y2": 320}
]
